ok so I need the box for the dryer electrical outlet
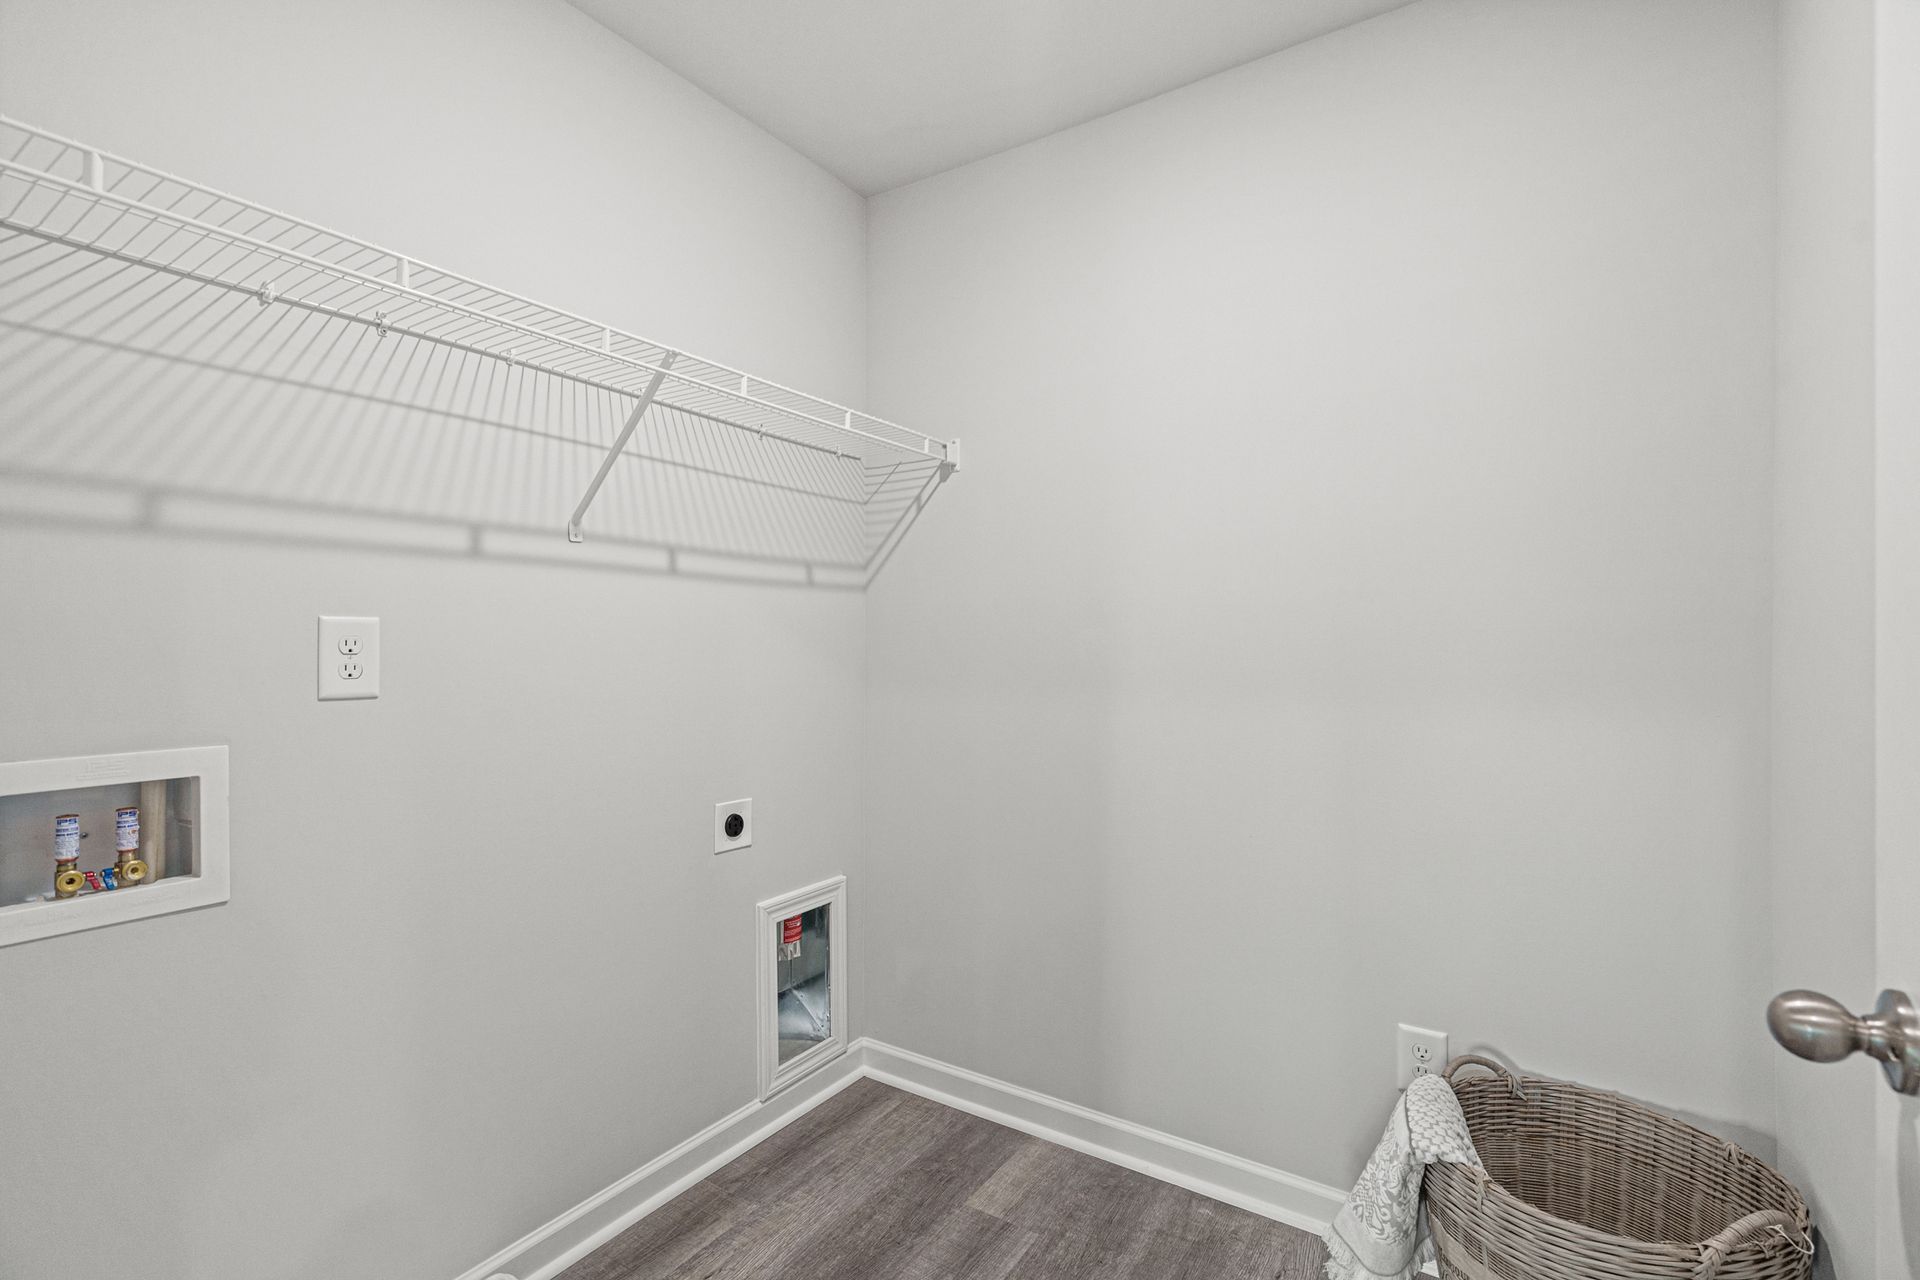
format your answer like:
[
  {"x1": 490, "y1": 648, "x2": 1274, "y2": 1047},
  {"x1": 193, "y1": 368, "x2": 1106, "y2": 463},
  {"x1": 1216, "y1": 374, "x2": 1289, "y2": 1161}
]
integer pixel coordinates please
[
  {"x1": 317, "y1": 617, "x2": 380, "y2": 701},
  {"x1": 715, "y1": 799, "x2": 752, "y2": 854}
]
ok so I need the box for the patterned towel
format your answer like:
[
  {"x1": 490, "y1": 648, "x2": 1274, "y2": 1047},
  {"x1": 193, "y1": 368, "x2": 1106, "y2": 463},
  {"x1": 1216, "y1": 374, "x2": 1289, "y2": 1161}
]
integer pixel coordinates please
[{"x1": 1324, "y1": 1074, "x2": 1482, "y2": 1280}]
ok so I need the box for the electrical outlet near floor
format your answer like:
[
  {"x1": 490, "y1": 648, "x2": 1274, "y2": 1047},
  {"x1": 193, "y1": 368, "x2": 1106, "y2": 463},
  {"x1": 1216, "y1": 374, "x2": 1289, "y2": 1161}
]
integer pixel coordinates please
[{"x1": 1397, "y1": 1023, "x2": 1448, "y2": 1089}]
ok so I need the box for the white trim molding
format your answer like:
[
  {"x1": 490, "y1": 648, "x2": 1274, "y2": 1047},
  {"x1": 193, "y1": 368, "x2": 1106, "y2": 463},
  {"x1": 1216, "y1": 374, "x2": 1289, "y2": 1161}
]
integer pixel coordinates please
[
  {"x1": 755, "y1": 875, "x2": 848, "y2": 1100},
  {"x1": 451, "y1": 1038, "x2": 1342, "y2": 1280},
  {"x1": 450, "y1": 1051, "x2": 868, "y2": 1280},
  {"x1": 860, "y1": 1040, "x2": 1344, "y2": 1236}
]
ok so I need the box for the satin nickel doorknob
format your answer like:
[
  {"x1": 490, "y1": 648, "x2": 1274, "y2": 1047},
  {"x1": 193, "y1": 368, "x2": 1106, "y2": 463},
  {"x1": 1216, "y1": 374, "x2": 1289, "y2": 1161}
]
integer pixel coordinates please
[{"x1": 1767, "y1": 988, "x2": 1920, "y2": 1095}]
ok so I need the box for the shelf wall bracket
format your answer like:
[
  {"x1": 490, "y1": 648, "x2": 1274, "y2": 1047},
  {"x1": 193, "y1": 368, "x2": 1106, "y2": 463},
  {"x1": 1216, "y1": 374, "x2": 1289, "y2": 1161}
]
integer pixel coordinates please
[{"x1": 566, "y1": 353, "x2": 678, "y2": 544}]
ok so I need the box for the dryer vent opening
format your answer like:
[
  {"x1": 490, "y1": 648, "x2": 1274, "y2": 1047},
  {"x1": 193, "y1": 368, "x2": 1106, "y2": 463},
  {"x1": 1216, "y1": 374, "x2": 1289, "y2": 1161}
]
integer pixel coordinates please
[
  {"x1": 757, "y1": 876, "x2": 848, "y2": 1099},
  {"x1": 777, "y1": 904, "x2": 831, "y2": 1064}
]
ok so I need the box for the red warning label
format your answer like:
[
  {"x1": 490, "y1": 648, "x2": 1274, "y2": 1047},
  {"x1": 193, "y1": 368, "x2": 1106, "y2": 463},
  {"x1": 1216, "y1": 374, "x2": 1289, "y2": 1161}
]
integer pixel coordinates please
[{"x1": 782, "y1": 916, "x2": 803, "y2": 945}]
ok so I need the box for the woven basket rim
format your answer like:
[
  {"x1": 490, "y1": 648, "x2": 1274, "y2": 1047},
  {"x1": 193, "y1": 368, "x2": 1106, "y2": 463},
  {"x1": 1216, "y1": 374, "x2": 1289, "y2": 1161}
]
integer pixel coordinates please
[
  {"x1": 1428, "y1": 1164, "x2": 1797, "y2": 1261},
  {"x1": 1427, "y1": 1068, "x2": 1810, "y2": 1257}
]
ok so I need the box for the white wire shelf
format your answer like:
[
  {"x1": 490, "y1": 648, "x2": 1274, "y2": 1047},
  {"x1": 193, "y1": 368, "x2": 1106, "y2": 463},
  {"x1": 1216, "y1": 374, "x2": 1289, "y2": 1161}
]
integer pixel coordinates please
[{"x1": 0, "y1": 117, "x2": 957, "y2": 582}]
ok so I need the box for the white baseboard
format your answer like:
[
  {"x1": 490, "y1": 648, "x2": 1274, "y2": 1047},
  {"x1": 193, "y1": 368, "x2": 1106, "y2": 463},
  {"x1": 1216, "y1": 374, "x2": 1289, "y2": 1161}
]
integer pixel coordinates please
[
  {"x1": 453, "y1": 1038, "x2": 1342, "y2": 1280},
  {"x1": 861, "y1": 1040, "x2": 1344, "y2": 1237},
  {"x1": 450, "y1": 1045, "x2": 863, "y2": 1280}
]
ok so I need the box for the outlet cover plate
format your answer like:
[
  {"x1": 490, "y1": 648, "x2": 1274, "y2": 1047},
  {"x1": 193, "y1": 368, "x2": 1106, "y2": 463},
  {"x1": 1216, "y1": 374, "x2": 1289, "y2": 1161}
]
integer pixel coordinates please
[
  {"x1": 714, "y1": 798, "x2": 752, "y2": 854},
  {"x1": 1398, "y1": 1023, "x2": 1448, "y2": 1089},
  {"x1": 318, "y1": 616, "x2": 379, "y2": 701}
]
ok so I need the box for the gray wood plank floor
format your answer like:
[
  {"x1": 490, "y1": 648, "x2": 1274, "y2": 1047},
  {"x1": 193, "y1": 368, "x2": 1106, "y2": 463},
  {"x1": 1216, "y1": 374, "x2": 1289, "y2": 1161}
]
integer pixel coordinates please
[{"x1": 558, "y1": 1079, "x2": 1328, "y2": 1280}]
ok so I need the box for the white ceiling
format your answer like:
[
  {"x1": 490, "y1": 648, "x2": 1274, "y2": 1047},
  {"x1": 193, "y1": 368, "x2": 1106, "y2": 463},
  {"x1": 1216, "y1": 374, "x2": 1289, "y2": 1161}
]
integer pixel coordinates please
[{"x1": 568, "y1": 0, "x2": 1418, "y2": 194}]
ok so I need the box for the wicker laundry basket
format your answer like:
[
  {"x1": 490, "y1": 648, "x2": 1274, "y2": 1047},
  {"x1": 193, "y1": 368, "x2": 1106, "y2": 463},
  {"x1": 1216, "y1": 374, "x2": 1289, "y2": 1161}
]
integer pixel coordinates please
[{"x1": 1423, "y1": 1056, "x2": 1813, "y2": 1280}]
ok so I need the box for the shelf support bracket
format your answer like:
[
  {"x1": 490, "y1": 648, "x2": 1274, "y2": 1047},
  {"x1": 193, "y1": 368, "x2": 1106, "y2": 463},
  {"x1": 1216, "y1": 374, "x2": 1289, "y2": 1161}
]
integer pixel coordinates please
[{"x1": 567, "y1": 353, "x2": 677, "y2": 543}]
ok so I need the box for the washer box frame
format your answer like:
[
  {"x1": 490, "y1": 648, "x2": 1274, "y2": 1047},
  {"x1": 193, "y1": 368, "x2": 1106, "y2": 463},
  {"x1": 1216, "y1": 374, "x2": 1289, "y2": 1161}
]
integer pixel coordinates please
[
  {"x1": 757, "y1": 875, "x2": 848, "y2": 1100},
  {"x1": 0, "y1": 745, "x2": 230, "y2": 947}
]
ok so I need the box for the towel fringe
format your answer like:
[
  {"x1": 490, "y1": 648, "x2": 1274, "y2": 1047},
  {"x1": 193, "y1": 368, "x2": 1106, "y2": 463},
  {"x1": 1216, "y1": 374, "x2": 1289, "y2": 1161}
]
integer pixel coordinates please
[{"x1": 1324, "y1": 1225, "x2": 1429, "y2": 1280}]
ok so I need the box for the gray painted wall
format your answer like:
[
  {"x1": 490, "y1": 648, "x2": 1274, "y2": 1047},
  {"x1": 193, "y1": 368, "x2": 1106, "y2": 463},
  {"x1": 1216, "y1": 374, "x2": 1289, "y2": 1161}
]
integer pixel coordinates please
[
  {"x1": 0, "y1": 2, "x2": 870, "y2": 1277},
  {"x1": 864, "y1": 0, "x2": 1780, "y2": 1192},
  {"x1": 1, "y1": 0, "x2": 1898, "y2": 1275}
]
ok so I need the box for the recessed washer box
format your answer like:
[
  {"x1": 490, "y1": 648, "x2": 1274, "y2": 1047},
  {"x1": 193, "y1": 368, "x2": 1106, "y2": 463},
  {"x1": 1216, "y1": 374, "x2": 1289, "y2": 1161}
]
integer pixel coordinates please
[{"x1": 0, "y1": 746, "x2": 229, "y2": 947}]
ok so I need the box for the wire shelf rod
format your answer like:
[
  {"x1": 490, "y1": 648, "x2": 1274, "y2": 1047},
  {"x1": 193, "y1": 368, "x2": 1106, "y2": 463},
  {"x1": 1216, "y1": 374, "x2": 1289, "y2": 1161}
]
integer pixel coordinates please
[
  {"x1": 1, "y1": 198, "x2": 915, "y2": 464},
  {"x1": 0, "y1": 124, "x2": 944, "y2": 462},
  {"x1": 0, "y1": 116, "x2": 959, "y2": 581},
  {"x1": 0, "y1": 214, "x2": 883, "y2": 468}
]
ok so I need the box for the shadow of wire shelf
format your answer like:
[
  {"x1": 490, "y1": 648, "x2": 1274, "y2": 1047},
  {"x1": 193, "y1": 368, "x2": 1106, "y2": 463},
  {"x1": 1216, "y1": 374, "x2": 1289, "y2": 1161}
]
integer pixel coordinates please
[{"x1": 0, "y1": 117, "x2": 958, "y2": 586}]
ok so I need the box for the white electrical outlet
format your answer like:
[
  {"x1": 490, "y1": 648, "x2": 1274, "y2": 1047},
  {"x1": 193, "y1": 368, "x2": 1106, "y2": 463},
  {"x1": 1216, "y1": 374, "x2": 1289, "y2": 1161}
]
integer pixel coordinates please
[
  {"x1": 1398, "y1": 1024, "x2": 1448, "y2": 1089},
  {"x1": 714, "y1": 799, "x2": 752, "y2": 854},
  {"x1": 318, "y1": 616, "x2": 380, "y2": 701}
]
